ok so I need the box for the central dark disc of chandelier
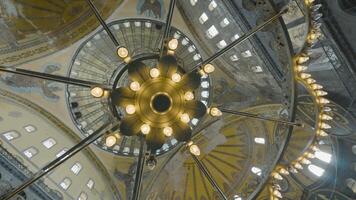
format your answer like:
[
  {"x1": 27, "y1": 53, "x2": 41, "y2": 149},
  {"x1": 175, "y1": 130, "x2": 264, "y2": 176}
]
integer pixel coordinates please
[
  {"x1": 111, "y1": 54, "x2": 207, "y2": 153},
  {"x1": 152, "y1": 93, "x2": 172, "y2": 113}
]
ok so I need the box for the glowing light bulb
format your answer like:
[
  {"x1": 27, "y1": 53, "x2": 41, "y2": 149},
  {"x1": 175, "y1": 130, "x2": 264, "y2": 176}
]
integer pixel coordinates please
[
  {"x1": 105, "y1": 135, "x2": 117, "y2": 147},
  {"x1": 272, "y1": 172, "x2": 283, "y2": 180},
  {"x1": 184, "y1": 91, "x2": 194, "y2": 100},
  {"x1": 320, "y1": 114, "x2": 333, "y2": 120},
  {"x1": 317, "y1": 129, "x2": 328, "y2": 137},
  {"x1": 171, "y1": 73, "x2": 182, "y2": 83},
  {"x1": 117, "y1": 47, "x2": 129, "y2": 58},
  {"x1": 293, "y1": 162, "x2": 303, "y2": 170},
  {"x1": 315, "y1": 90, "x2": 327, "y2": 96},
  {"x1": 304, "y1": 152, "x2": 315, "y2": 159},
  {"x1": 317, "y1": 97, "x2": 330, "y2": 104},
  {"x1": 300, "y1": 158, "x2": 311, "y2": 165},
  {"x1": 319, "y1": 122, "x2": 331, "y2": 129},
  {"x1": 90, "y1": 87, "x2": 104, "y2": 98},
  {"x1": 311, "y1": 84, "x2": 323, "y2": 90},
  {"x1": 180, "y1": 113, "x2": 190, "y2": 123},
  {"x1": 140, "y1": 124, "x2": 151, "y2": 135},
  {"x1": 209, "y1": 107, "x2": 222, "y2": 117},
  {"x1": 295, "y1": 65, "x2": 307, "y2": 72},
  {"x1": 149, "y1": 68, "x2": 160, "y2": 78},
  {"x1": 306, "y1": 78, "x2": 316, "y2": 84},
  {"x1": 125, "y1": 105, "x2": 136, "y2": 114},
  {"x1": 279, "y1": 168, "x2": 289, "y2": 175},
  {"x1": 311, "y1": 145, "x2": 319, "y2": 152},
  {"x1": 168, "y1": 38, "x2": 179, "y2": 50},
  {"x1": 273, "y1": 190, "x2": 282, "y2": 198},
  {"x1": 130, "y1": 81, "x2": 140, "y2": 91},
  {"x1": 163, "y1": 127, "x2": 173, "y2": 137},
  {"x1": 297, "y1": 56, "x2": 309, "y2": 64},
  {"x1": 203, "y1": 64, "x2": 215, "y2": 74},
  {"x1": 300, "y1": 73, "x2": 311, "y2": 79},
  {"x1": 189, "y1": 144, "x2": 201, "y2": 156}
]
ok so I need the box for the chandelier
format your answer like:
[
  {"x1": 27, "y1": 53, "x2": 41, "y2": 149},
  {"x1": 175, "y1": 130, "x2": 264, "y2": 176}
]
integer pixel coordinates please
[{"x1": 0, "y1": 0, "x2": 330, "y2": 199}]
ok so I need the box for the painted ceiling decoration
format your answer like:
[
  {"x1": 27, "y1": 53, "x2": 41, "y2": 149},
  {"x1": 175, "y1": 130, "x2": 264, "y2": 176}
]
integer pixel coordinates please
[{"x1": 0, "y1": 0, "x2": 355, "y2": 200}]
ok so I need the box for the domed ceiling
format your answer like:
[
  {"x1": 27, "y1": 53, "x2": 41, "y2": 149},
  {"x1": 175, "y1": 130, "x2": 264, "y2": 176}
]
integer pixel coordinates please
[{"x1": 0, "y1": 0, "x2": 355, "y2": 200}]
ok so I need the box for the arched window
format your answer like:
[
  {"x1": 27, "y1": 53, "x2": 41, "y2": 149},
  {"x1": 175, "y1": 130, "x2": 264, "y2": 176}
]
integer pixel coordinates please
[
  {"x1": 42, "y1": 138, "x2": 57, "y2": 149},
  {"x1": 71, "y1": 162, "x2": 82, "y2": 175},
  {"x1": 251, "y1": 166, "x2": 262, "y2": 176},
  {"x1": 87, "y1": 179, "x2": 95, "y2": 189},
  {"x1": 2, "y1": 131, "x2": 20, "y2": 141},
  {"x1": 23, "y1": 147, "x2": 38, "y2": 158},
  {"x1": 60, "y1": 178, "x2": 71, "y2": 190},
  {"x1": 315, "y1": 150, "x2": 332, "y2": 163},
  {"x1": 23, "y1": 125, "x2": 36, "y2": 133},
  {"x1": 78, "y1": 192, "x2": 87, "y2": 200},
  {"x1": 308, "y1": 164, "x2": 325, "y2": 177}
]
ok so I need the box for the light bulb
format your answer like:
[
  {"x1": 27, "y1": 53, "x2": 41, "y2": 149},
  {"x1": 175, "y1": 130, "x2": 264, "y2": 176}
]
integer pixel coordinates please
[
  {"x1": 184, "y1": 91, "x2": 194, "y2": 100},
  {"x1": 279, "y1": 168, "x2": 289, "y2": 175},
  {"x1": 272, "y1": 172, "x2": 283, "y2": 180},
  {"x1": 117, "y1": 47, "x2": 129, "y2": 58},
  {"x1": 304, "y1": 152, "x2": 315, "y2": 159},
  {"x1": 125, "y1": 105, "x2": 136, "y2": 114},
  {"x1": 293, "y1": 162, "x2": 303, "y2": 170},
  {"x1": 105, "y1": 135, "x2": 117, "y2": 147},
  {"x1": 203, "y1": 64, "x2": 215, "y2": 74},
  {"x1": 297, "y1": 56, "x2": 309, "y2": 64},
  {"x1": 180, "y1": 113, "x2": 190, "y2": 123},
  {"x1": 273, "y1": 190, "x2": 282, "y2": 198},
  {"x1": 168, "y1": 38, "x2": 179, "y2": 50},
  {"x1": 306, "y1": 78, "x2": 316, "y2": 84},
  {"x1": 171, "y1": 73, "x2": 182, "y2": 83},
  {"x1": 149, "y1": 68, "x2": 160, "y2": 78},
  {"x1": 317, "y1": 129, "x2": 328, "y2": 137},
  {"x1": 90, "y1": 87, "x2": 104, "y2": 98},
  {"x1": 311, "y1": 84, "x2": 323, "y2": 90},
  {"x1": 130, "y1": 81, "x2": 140, "y2": 91},
  {"x1": 163, "y1": 127, "x2": 173, "y2": 137},
  {"x1": 140, "y1": 124, "x2": 151, "y2": 135},
  {"x1": 315, "y1": 90, "x2": 327, "y2": 96},
  {"x1": 295, "y1": 65, "x2": 307, "y2": 72},
  {"x1": 300, "y1": 158, "x2": 311, "y2": 165},
  {"x1": 320, "y1": 114, "x2": 333, "y2": 120},
  {"x1": 300, "y1": 73, "x2": 311, "y2": 79},
  {"x1": 317, "y1": 97, "x2": 330, "y2": 104},
  {"x1": 319, "y1": 122, "x2": 331, "y2": 129},
  {"x1": 189, "y1": 144, "x2": 201, "y2": 156},
  {"x1": 209, "y1": 107, "x2": 222, "y2": 117},
  {"x1": 311, "y1": 145, "x2": 319, "y2": 152}
]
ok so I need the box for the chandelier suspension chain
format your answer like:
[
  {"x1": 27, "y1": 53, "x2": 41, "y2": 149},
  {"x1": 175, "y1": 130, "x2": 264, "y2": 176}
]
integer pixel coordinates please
[
  {"x1": 1, "y1": 122, "x2": 119, "y2": 200},
  {"x1": 189, "y1": 7, "x2": 288, "y2": 73},
  {"x1": 132, "y1": 135, "x2": 146, "y2": 200},
  {"x1": 85, "y1": 0, "x2": 120, "y2": 47},
  {"x1": 219, "y1": 108, "x2": 303, "y2": 127},
  {"x1": 0, "y1": 66, "x2": 112, "y2": 90},
  {"x1": 191, "y1": 154, "x2": 228, "y2": 200},
  {"x1": 159, "y1": 0, "x2": 177, "y2": 57}
]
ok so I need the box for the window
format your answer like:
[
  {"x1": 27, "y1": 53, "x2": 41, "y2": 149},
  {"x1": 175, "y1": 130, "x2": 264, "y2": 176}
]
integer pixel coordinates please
[
  {"x1": 60, "y1": 178, "x2": 71, "y2": 190},
  {"x1": 56, "y1": 148, "x2": 68, "y2": 158},
  {"x1": 251, "y1": 166, "x2": 262, "y2": 176},
  {"x1": 87, "y1": 179, "x2": 95, "y2": 189},
  {"x1": 193, "y1": 54, "x2": 201, "y2": 61},
  {"x1": 191, "y1": 118, "x2": 199, "y2": 126},
  {"x1": 217, "y1": 40, "x2": 227, "y2": 49},
  {"x1": 206, "y1": 25, "x2": 219, "y2": 39},
  {"x1": 308, "y1": 164, "x2": 325, "y2": 177},
  {"x1": 201, "y1": 81, "x2": 209, "y2": 88},
  {"x1": 3, "y1": 131, "x2": 20, "y2": 141},
  {"x1": 233, "y1": 195, "x2": 242, "y2": 200},
  {"x1": 42, "y1": 138, "x2": 57, "y2": 149},
  {"x1": 251, "y1": 66, "x2": 263, "y2": 73},
  {"x1": 199, "y1": 13, "x2": 208, "y2": 24},
  {"x1": 190, "y1": 0, "x2": 198, "y2": 6},
  {"x1": 188, "y1": 45, "x2": 196, "y2": 53},
  {"x1": 182, "y1": 38, "x2": 189, "y2": 46},
  {"x1": 71, "y1": 162, "x2": 82, "y2": 175},
  {"x1": 241, "y1": 50, "x2": 252, "y2": 57},
  {"x1": 145, "y1": 22, "x2": 151, "y2": 28},
  {"x1": 23, "y1": 147, "x2": 38, "y2": 158},
  {"x1": 220, "y1": 18, "x2": 230, "y2": 27},
  {"x1": 230, "y1": 55, "x2": 239, "y2": 61},
  {"x1": 24, "y1": 125, "x2": 36, "y2": 133},
  {"x1": 134, "y1": 21, "x2": 141, "y2": 27},
  {"x1": 315, "y1": 150, "x2": 332, "y2": 163},
  {"x1": 254, "y1": 137, "x2": 265, "y2": 144},
  {"x1": 78, "y1": 192, "x2": 88, "y2": 200},
  {"x1": 208, "y1": 1, "x2": 217, "y2": 11},
  {"x1": 231, "y1": 34, "x2": 240, "y2": 41}
]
